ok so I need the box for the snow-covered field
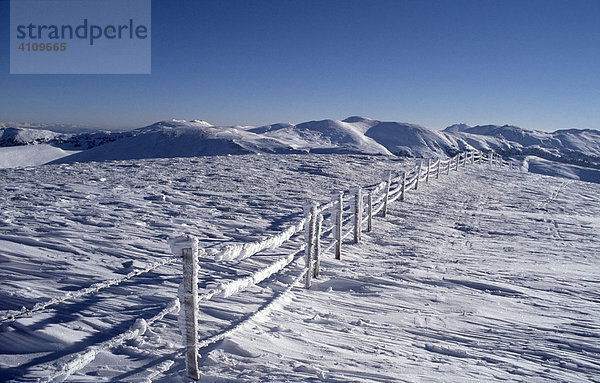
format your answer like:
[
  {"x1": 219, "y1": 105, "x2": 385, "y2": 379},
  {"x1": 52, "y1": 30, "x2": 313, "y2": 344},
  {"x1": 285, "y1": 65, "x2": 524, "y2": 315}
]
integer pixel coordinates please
[
  {"x1": 0, "y1": 154, "x2": 599, "y2": 382},
  {"x1": 0, "y1": 145, "x2": 79, "y2": 169}
]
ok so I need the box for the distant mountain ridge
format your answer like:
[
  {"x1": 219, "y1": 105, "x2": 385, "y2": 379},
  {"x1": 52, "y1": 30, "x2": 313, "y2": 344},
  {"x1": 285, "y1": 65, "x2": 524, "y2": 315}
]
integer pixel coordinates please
[{"x1": 2, "y1": 118, "x2": 599, "y2": 171}]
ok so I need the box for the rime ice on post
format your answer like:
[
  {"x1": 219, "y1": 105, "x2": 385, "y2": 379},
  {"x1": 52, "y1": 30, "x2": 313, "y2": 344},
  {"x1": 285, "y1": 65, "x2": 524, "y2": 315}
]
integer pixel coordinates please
[
  {"x1": 367, "y1": 192, "x2": 373, "y2": 232},
  {"x1": 350, "y1": 186, "x2": 362, "y2": 244},
  {"x1": 382, "y1": 171, "x2": 391, "y2": 217},
  {"x1": 425, "y1": 158, "x2": 430, "y2": 183},
  {"x1": 168, "y1": 235, "x2": 200, "y2": 381},
  {"x1": 303, "y1": 203, "x2": 317, "y2": 288},
  {"x1": 400, "y1": 172, "x2": 406, "y2": 201},
  {"x1": 331, "y1": 191, "x2": 343, "y2": 260},
  {"x1": 415, "y1": 161, "x2": 421, "y2": 190},
  {"x1": 314, "y1": 213, "x2": 323, "y2": 278}
]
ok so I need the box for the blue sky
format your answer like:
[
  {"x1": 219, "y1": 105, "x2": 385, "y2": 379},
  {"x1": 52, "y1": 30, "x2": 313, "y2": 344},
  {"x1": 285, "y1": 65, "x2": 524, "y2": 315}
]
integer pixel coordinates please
[{"x1": 1, "y1": 0, "x2": 599, "y2": 131}]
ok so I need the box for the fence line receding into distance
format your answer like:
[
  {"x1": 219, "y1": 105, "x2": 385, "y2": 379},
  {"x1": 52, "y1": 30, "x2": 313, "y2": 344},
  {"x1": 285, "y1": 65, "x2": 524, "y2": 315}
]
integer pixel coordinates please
[
  {"x1": 172, "y1": 150, "x2": 512, "y2": 380},
  {"x1": 1, "y1": 150, "x2": 513, "y2": 381}
]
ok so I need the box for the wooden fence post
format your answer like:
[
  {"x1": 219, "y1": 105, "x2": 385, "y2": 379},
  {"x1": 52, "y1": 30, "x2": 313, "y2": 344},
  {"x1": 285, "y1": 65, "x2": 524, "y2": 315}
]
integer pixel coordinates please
[
  {"x1": 334, "y1": 191, "x2": 343, "y2": 260},
  {"x1": 400, "y1": 171, "x2": 406, "y2": 202},
  {"x1": 313, "y1": 213, "x2": 322, "y2": 278},
  {"x1": 382, "y1": 171, "x2": 391, "y2": 217},
  {"x1": 455, "y1": 154, "x2": 459, "y2": 171},
  {"x1": 167, "y1": 235, "x2": 200, "y2": 381},
  {"x1": 367, "y1": 192, "x2": 373, "y2": 232},
  {"x1": 304, "y1": 203, "x2": 317, "y2": 289},
  {"x1": 489, "y1": 151, "x2": 493, "y2": 167},
  {"x1": 446, "y1": 159, "x2": 450, "y2": 175},
  {"x1": 415, "y1": 161, "x2": 421, "y2": 190},
  {"x1": 351, "y1": 186, "x2": 362, "y2": 244},
  {"x1": 436, "y1": 159, "x2": 441, "y2": 179},
  {"x1": 425, "y1": 158, "x2": 430, "y2": 183}
]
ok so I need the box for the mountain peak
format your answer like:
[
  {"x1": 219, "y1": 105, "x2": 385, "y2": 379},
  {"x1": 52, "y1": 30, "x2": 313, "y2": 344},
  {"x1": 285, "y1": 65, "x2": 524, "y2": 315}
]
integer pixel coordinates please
[{"x1": 342, "y1": 116, "x2": 373, "y2": 123}]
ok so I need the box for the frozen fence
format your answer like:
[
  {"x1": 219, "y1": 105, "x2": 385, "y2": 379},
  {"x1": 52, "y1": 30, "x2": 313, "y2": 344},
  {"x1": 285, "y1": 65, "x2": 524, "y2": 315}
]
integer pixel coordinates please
[
  {"x1": 0, "y1": 256, "x2": 178, "y2": 324},
  {"x1": 13, "y1": 149, "x2": 511, "y2": 382},
  {"x1": 171, "y1": 149, "x2": 513, "y2": 380}
]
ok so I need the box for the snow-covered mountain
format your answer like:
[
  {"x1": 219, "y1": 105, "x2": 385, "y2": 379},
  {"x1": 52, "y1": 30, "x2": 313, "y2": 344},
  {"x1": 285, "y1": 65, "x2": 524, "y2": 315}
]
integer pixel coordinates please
[
  {"x1": 0, "y1": 122, "x2": 100, "y2": 134},
  {"x1": 249, "y1": 117, "x2": 389, "y2": 155},
  {"x1": 0, "y1": 127, "x2": 62, "y2": 146},
  {"x1": 0, "y1": 125, "x2": 132, "y2": 150},
  {"x1": 444, "y1": 124, "x2": 600, "y2": 168},
  {"x1": 50, "y1": 120, "x2": 297, "y2": 163},
  {"x1": 2, "y1": 117, "x2": 600, "y2": 183}
]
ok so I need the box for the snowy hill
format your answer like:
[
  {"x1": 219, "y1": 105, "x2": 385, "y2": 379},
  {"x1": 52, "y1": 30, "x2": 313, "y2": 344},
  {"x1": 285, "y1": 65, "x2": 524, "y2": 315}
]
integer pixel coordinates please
[
  {"x1": 444, "y1": 123, "x2": 600, "y2": 168},
  {"x1": 0, "y1": 144, "x2": 80, "y2": 168},
  {"x1": 364, "y1": 121, "x2": 460, "y2": 157},
  {"x1": 0, "y1": 122, "x2": 99, "y2": 134},
  {"x1": 249, "y1": 117, "x2": 389, "y2": 154},
  {"x1": 0, "y1": 127, "x2": 61, "y2": 146},
  {"x1": 2, "y1": 117, "x2": 600, "y2": 184},
  {"x1": 51, "y1": 120, "x2": 296, "y2": 163}
]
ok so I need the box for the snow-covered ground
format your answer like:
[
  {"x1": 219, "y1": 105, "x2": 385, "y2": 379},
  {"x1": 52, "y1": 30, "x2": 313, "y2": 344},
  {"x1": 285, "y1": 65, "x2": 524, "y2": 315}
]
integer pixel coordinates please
[
  {"x1": 0, "y1": 154, "x2": 599, "y2": 382},
  {"x1": 523, "y1": 156, "x2": 600, "y2": 183},
  {"x1": 0, "y1": 145, "x2": 79, "y2": 169}
]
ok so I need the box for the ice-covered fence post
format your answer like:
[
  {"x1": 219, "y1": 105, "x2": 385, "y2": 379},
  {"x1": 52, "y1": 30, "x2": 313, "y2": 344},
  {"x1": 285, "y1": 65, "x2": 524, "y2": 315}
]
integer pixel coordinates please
[
  {"x1": 351, "y1": 186, "x2": 363, "y2": 244},
  {"x1": 168, "y1": 235, "x2": 200, "y2": 381},
  {"x1": 471, "y1": 152, "x2": 475, "y2": 165},
  {"x1": 499, "y1": 155, "x2": 503, "y2": 168},
  {"x1": 400, "y1": 171, "x2": 406, "y2": 202},
  {"x1": 425, "y1": 158, "x2": 430, "y2": 183},
  {"x1": 313, "y1": 213, "x2": 323, "y2": 278},
  {"x1": 415, "y1": 161, "x2": 421, "y2": 190},
  {"x1": 455, "y1": 154, "x2": 459, "y2": 171},
  {"x1": 446, "y1": 159, "x2": 450, "y2": 175},
  {"x1": 489, "y1": 151, "x2": 493, "y2": 167},
  {"x1": 304, "y1": 203, "x2": 317, "y2": 289},
  {"x1": 332, "y1": 191, "x2": 343, "y2": 260},
  {"x1": 382, "y1": 171, "x2": 391, "y2": 217},
  {"x1": 436, "y1": 159, "x2": 441, "y2": 179},
  {"x1": 509, "y1": 161, "x2": 513, "y2": 170},
  {"x1": 367, "y1": 192, "x2": 373, "y2": 232}
]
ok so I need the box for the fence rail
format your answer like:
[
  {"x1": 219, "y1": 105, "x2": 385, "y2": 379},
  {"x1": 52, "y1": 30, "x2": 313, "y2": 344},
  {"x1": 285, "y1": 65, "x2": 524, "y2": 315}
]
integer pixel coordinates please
[
  {"x1": 172, "y1": 149, "x2": 513, "y2": 380},
  {"x1": 3, "y1": 149, "x2": 513, "y2": 381}
]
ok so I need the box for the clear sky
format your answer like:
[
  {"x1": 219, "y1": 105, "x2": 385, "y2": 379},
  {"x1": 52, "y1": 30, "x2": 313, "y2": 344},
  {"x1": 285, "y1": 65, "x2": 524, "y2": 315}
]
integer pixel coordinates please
[{"x1": 1, "y1": 0, "x2": 599, "y2": 131}]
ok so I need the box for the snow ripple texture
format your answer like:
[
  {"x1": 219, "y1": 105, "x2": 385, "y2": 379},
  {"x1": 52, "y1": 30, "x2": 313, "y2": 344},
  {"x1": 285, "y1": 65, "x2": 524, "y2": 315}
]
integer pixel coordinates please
[{"x1": 0, "y1": 154, "x2": 598, "y2": 382}]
